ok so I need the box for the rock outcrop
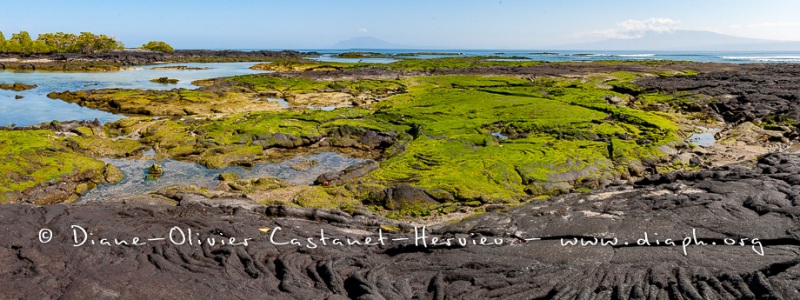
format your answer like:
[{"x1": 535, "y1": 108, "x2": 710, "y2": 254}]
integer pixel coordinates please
[
  {"x1": 636, "y1": 64, "x2": 800, "y2": 124},
  {"x1": 2, "y1": 153, "x2": 799, "y2": 298}
]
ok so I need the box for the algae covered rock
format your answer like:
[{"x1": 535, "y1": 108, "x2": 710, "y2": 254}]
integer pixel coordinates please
[
  {"x1": 217, "y1": 175, "x2": 291, "y2": 193},
  {"x1": 150, "y1": 77, "x2": 179, "y2": 84},
  {"x1": 146, "y1": 163, "x2": 163, "y2": 179},
  {"x1": 315, "y1": 161, "x2": 379, "y2": 186},
  {"x1": 382, "y1": 184, "x2": 440, "y2": 212},
  {"x1": 217, "y1": 172, "x2": 240, "y2": 182},
  {"x1": 151, "y1": 65, "x2": 209, "y2": 71},
  {"x1": 287, "y1": 158, "x2": 318, "y2": 171},
  {"x1": 288, "y1": 185, "x2": 361, "y2": 210},
  {"x1": 0, "y1": 129, "x2": 109, "y2": 204},
  {"x1": 102, "y1": 163, "x2": 124, "y2": 183},
  {"x1": 0, "y1": 82, "x2": 37, "y2": 91}
]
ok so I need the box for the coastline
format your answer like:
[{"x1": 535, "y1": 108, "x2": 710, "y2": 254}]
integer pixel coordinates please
[
  {"x1": 1, "y1": 55, "x2": 800, "y2": 298},
  {"x1": 0, "y1": 49, "x2": 310, "y2": 71}
]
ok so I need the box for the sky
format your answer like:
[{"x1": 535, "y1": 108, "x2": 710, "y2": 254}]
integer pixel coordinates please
[{"x1": 1, "y1": 0, "x2": 799, "y2": 49}]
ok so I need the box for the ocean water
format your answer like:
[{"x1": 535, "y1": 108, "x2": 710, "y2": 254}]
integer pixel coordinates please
[{"x1": 302, "y1": 49, "x2": 800, "y2": 63}]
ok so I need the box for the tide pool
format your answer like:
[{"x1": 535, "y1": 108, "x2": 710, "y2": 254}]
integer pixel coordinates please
[{"x1": 79, "y1": 152, "x2": 365, "y2": 202}]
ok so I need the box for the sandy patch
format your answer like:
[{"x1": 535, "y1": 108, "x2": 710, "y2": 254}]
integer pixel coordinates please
[{"x1": 21, "y1": 59, "x2": 54, "y2": 63}]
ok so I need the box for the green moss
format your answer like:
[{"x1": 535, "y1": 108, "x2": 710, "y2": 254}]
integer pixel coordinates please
[
  {"x1": 48, "y1": 88, "x2": 270, "y2": 116},
  {"x1": 218, "y1": 172, "x2": 240, "y2": 182},
  {"x1": 65, "y1": 135, "x2": 141, "y2": 157},
  {"x1": 75, "y1": 183, "x2": 90, "y2": 194},
  {"x1": 380, "y1": 57, "x2": 542, "y2": 71},
  {"x1": 0, "y1": 82, "x2": 38, "y2": 91},
  {"x1": 199, "y1": 145, "x2": 263, "y2": 169},
  {"x1": 73, "y1": 126, "x2": 94, "y2": 137},
  {"x1": 228, "y1": 74, "x2": 405, "y2": 96},
  {"x1": 360, "y1": 74, "x2": 682, "y2": 202},
  {"x1": 0, "y1": 130, "x2": 107, "y2": 202},
  {"x1": 102, "y1": 163, "x2": 124, "y2": 183},
  {"x1": 464, "y1": 201, "x2": 482, "y2": 207},
  {"x1": 112, "y1": 108, "x2": 402, "y2": 169},
  {"x1": 150, "y1": 77, "x2": 179, "y2": 84},
  {"x1": 249, "y1": 56, "x2": 544, "y2": 73},
  {"x1": 250, "y1": 60, "x2": 355, "y2": 72},
  {"x1": 293, "y1": 186, "x2": 360, "y2": 209},
  {"x1": 31, "y1": 64, "x2": 691, "y2": 211}
]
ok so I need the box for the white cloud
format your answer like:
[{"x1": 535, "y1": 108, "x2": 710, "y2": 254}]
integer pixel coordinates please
[
  {"x1": 358, "y1": 28, "x2": 368, "y2": 33},
  {"x1": 585, "y1": 18, "x2": 681, "y2": 39},
  {"x1": 620, "y1": 18, "x2": 680, "y2": 33}
]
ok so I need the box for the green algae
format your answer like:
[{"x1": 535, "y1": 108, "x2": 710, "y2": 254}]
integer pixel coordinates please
[
  {"x1": 292, "y1": 186, "x2": 361, "y2": 210},
  {"x1": 113, "y1": 108, "x2": 404, "y2": 169},
  {"x1": 65, "y1": 134, "x2": 142, "y2": 158},
  {"x1": 249, "y1": 61, "x2": 354, "y2": 72},
  {"x1": 47, "y1": 88, "x2": 266, "y2": 116},
  {"x1": 249, "y1": 57, "x2": 543, "y2": 73},
  {"x1": 228, "y1": 74, "x2": 406, "y2": 97},
  {"x1": 355, "y1": 74, "x2": 683, "y2": 203},
  {"x1": 0, "y1": 82, "x2": 38, "y2": 91},
  {"x1": 150, "y1": 77, "x2": 179, "y2": 84},
  {"x1": 49, "y1": 76, "x2": 406, "y2": 117},
  {"x1": 0, "y1": 130, "x2": 110, "y2": 202},
  {"x1": 380, "y1": 57, "x2": 542, "y2": 71},
  {"x1": 96, "y1": 72, "x2": 682, "y2": 206},
  {"x1": 23, "y1": 63, "x2": 695, "y2": 212}
]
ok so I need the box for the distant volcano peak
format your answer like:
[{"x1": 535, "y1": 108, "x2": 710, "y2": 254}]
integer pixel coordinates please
[{"x1": 560, "y1": 30, "x2": 800, "y2": 51}]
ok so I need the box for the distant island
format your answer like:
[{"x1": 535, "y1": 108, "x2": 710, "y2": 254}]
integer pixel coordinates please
[
  {"x1": 330, "y1": 31, "x2": 800, "y2": 51},
  {"x1": 556, "y1": 30, "x2": 800, "y2": 51}
]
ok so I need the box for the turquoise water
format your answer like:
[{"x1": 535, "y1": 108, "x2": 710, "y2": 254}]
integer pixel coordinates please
[{"x1": 0, "y1": 62, "x2": 266, "y2": 126}]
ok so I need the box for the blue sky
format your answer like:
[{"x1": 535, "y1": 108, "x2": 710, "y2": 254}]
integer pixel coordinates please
[{"x1": 1, "y1": 0, "x2": 799, "y2": 49}]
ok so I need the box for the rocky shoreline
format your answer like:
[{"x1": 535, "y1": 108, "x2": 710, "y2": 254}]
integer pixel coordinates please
[
  {"x1": 0, "y1": 49, "x2": 309, "y2": 71},
  {"x1": 2, "y1": 59, "x2": 800, "y2": 298},
  {"x1": 1, "y1": 152, "x2": 799, "y2": 298}
]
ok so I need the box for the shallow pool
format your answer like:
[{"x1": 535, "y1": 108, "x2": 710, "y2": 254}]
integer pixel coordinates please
[{"x1": 79, "y1": 152, "x2": 365, "y2": 202}]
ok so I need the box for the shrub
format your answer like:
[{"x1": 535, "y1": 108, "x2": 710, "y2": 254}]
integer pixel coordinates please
[{"x1": 140, "y1": 41, "x2": 175, "y2": 53}]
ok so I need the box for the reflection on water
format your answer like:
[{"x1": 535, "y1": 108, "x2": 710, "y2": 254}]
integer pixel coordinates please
[
  {"x1": 0, "y1": 62, "x2": 267, "y2": 126},
  {"x1": 265, "y1": 98, "x2": 289, "y2": 108},
  {"x1": 491, "y1": 131, "x2": 508, "y2": 140},
  {"x1": 79, "y1": 152, "x2": 365, "y2": 202},
  {"x1": 686, "y1": 127, "x2": 718, "y2": 147},
  {"x1": 307, "y1": 105, "x2": 343, "y2": 111}
]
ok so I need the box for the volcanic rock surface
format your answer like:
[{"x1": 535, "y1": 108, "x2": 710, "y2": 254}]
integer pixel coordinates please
[
  {"x1": 2, "y1": 153, "x2": 799, "y2": 299},
  {"x1": 636, "y1": 64, "x2": 800, "y2": 124}
]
